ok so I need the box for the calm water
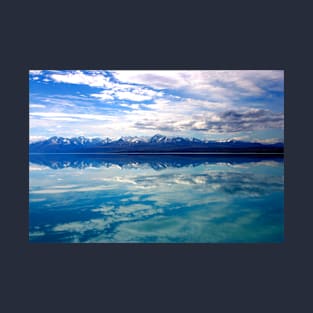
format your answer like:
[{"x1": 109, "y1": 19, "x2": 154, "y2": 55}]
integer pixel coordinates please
[{"x1": 29, "y1": 154, "x2": 284, "y2": 243}]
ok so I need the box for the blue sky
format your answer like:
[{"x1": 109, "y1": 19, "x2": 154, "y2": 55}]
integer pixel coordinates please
[{"x1": 29, "y1": 70, "x2": 284, "y2": 143}]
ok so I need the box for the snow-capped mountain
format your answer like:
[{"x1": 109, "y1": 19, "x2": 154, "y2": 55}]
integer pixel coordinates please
[
  {"x1": 118, "y1": 136, "x2": 150, "y2": 144},
  {"x1": 29, "y1": 134, "x2": 284, "y2": 153}
]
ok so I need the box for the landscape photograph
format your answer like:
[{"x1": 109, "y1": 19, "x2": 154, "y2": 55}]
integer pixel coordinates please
[{"x1": 29, "y1": 70, "x2": 284, "y2": 243}]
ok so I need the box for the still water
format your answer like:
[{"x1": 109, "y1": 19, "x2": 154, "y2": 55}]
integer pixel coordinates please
[{"x1": 29, "y1": 154, "x2": 284, "y2": 243}]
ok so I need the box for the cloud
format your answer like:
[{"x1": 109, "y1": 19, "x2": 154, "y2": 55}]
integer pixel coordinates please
[
  {"x1": 29, "y1": 198, "x2": 47, "y2": 202},
  {"x1": 119, "y1": 103, "x2": 140, "y2": 110},
  {"x1": 133, "y1": 108, "x2": 283, "y2": 134},
  {"x1": 29, "y1": 70, "x2": 44, "y2": 81},
  {"x1": 30, "y1": 104, "x2": 46, "y2": 108},
  {"x1": 42, "y1": 117, "x2": 81, "y2": 122},
  {"x1": 29, "y1": 70, "x2": 43, "y2": 75},
  {"x1": 255, "y1": 138, "x2": 283, "y2": 144},
  {"x1": 90, "y1": 84, "x2": 163, "y2": 102},
  {"x1": 32, "y1": 185, "x2": 115, "y2": 194},
  {"x1": 112, "y1": 70, "x2": 186, "y2": 89},
  {"x1": 29, "y1": 70, "x2": 284, "y2": 140},
  {"x1": 133, "y1": 120, "x2": 176, "y2": 132},
  {"x1": 53, "y1": 219, "x2": 109, "y2": 233},
  {"x1": 112, "y1": 70, "x2": 284, "y2": 100},
  {"x1": 192, "y1": 109, "x2": 283, "y2": 133},
  {"x1": 213, "y1": 109, "x2": 283, "y2": 132},
  {"x1": 91, "y1": 91, "x2": 114, "y2": 100},
  {"x1": 50, "y1": 70, "x2": 112, "y2": 88},
  {"x1": 29, "y1": 231, "x2": 45, "y2": 237},
  {"x1": 30, "y1": 112, "x2": 117, "y2": 122},
  {"x1": 114, "y1": 91, "x2": 152, "y2": 101}
]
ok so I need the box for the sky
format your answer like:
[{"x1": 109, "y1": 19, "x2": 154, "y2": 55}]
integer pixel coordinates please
[{"x1": 29, "y1": 70, "x2": 284, "y2": 143}]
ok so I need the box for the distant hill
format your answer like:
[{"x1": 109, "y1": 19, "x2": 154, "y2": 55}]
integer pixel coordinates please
[{"x1": 29, "y1": 134, "x2": 284, "y2": 153}]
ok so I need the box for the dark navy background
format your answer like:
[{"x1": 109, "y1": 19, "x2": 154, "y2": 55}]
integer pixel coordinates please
[{"x1": 2, "y1": 1, "x2": 312, "y2": 313}]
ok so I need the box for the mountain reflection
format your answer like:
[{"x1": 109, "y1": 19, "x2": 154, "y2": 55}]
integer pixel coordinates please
[{"x1": 29, "y1": 153, "x2": 283, "y2": 170}]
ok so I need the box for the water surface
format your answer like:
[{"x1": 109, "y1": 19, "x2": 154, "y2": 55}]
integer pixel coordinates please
[{"x1": 29, "y1": 154, "x2": 284, "y2": 243}]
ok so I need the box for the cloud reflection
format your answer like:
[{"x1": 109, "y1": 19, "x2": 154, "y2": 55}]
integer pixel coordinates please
[{"x1": 29, "y1": 155, "x2": 284, "y2": 243}]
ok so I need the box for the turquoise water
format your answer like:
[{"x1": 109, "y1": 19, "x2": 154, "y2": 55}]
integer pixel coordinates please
[{"x1": 29, "y1": 154, "x2": 284, "y2": 243}]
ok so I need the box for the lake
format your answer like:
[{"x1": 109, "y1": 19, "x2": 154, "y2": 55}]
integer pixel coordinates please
[{"x1": 29, "y1": 154, "x2": 284, "y2": 243}]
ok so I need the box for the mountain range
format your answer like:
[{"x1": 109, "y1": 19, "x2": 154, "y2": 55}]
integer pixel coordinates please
[{"x1": 29, "y1": 134, "x2": 284, "y2": 153}]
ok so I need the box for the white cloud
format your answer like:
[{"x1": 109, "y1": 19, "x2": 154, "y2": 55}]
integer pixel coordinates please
[
  {"x1": 29, "y1": 70, "x2": 43, "y2": 75},
  {"x1": 50, "y1": 70, "x2": 112, "y2": 88},
  {"x1": 254, "y1": 138, "x2": 282, "y2": 144},
  {"x1": 42, "y1": 117, "x2": 81, "y2": 122},
  {"x1": 112, "y1": 70, "x2": 186, "y2": 89},
  {"x1": 90, "y1": 84, "x2": 163, "y2": 102},
  {"x1": 91, "y1": 91, "x2": 114, "y2": 100},
  {"x1": 30, "y1": 112, "x2": 118, "y2": 121},
  {"x1": 114, "y1": 91, "x2": 151, "y2": 101},
  {"x1": 120, "y1": 103, "x2": 140, "y2": 109},
  {"x1": 30, "y1": 104, "x2": 46, "y2": 108},
  {"x1": 111, "y1": 70, "x2": 284, "y2": 100}
]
